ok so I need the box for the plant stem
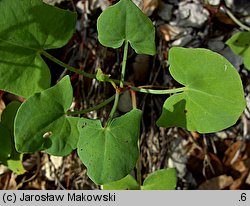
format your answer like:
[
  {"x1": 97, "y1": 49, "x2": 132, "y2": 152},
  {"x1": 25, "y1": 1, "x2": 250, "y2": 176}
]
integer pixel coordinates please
[
  {"x1": 222, "y1": 5, "x2": 250, "y2": 31},
  {"x1": 130, "y1": 90, "x2": 137, "y2": 109},
  {"x1": 107, "y1": 41, "x2": 129, "y2": 123},
  {"x1": 66, "y1": 95, "x2": 115, "y2": 116},
  {"x1": 130, "y1": 86, "x2": 185, "y2": 94},
  {"x1": 107, "y1": 91, "x2": 120, "y2": 123},
  {"x1": 41, "y1": 50, "x2": 131, "y2": 87},
  {"x1": 41, "y1": 50, "x2": 96, "y2": 79},
  {"x1": 120, "y1": 40, "x2": 129, "y2": 88}
]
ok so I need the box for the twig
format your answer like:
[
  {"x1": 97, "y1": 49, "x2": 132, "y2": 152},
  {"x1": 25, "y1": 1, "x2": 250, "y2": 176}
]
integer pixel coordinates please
[
  {"x1": 230, "y1": 114, "x2": 248, "y2": 164},
  {"x1": 202, "y1": 135, "x2": 215, "y2": 178},
  {"x1": 222, "y1": 5, "x2": 250, "y2": 31}
]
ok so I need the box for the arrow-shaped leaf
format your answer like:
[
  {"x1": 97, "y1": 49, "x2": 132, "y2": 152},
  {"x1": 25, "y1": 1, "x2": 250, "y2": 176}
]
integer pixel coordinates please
[
  {"x1": 97, "y1": 0, "x2": 156, "y2": 55},
  {"x1": 14, "y1": 76, "x2": 80, "y2": 156},
  {"x1": 77, "y1": 109, "x2": 142, "y2": 184}
]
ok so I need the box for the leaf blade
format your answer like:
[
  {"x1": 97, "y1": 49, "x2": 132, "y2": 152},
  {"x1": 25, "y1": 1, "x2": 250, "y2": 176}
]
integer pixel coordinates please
[
  {"x1": 97, "y1": 0, "x2": 156, "y2": 55},
  {"x1": 157, "y1": 47, "x2": 245, "y2": 133},
  {"x1": 77, "y1": 109, "x2": 142, "y2": 184},
  {"x1": 0, "y1": 0, "x2": 77, "y2": 97},
  {"x1": 103, "y1": 175, "x2": 140, "y2": 190},
  {"x1": 0, "y1": 101, "x2": 26, "y2": 174},
  {"x1": 142, "y1": 168, "x2": 177, "y2": 190},
  {"x1": 14, "y1": 76, "x2": 80, "y2": 156},
  {"x1": 226, "y1": 31, "x2": 250, "y2": 70}
]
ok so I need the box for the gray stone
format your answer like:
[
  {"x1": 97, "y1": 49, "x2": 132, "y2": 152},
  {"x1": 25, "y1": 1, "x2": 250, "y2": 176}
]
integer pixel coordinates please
[
  {"x1": 207, "y1": 38, "x2": 225, "y2": 52},
  {"x1": 43, "y1": 0, "x2": 65, "y2": 5},
  {"x1": 158, "y1": 2, "x2": 173, "y2": 21},
  {"x1": 167, "y1": 0, "x2": 179, "y2": 5},
  {"x1": 159, "y1": 24, "x2": 187, "y2": 41},
  {"x1": 241, "y1": 16, "x2": 250, "y2": 26},
  {"x1": 132, "y1": 0, "x2": 142, "y2": 7},
  {"x1": 85, "y1": 0, "x2": 111, "y2": 11},
  {"x1": 221, "y1": 47, "x2": 243, "y2": 71},
  {"x1": 225, "y1": 0, "x2": 250, "y2": 16},
  {"x1": 171, "y1": 34, "x2": 194, "y2": 47},
  {"x1": 174, "y1": 2, "x2": 210, "y2": 28},
  {"x1": 207, "y1": 0, "x2": 221, "y2": 6},
  {"x1": 118, "y1": 91, "x2": 133, "y2": 113},
  {"x1": 207, "y1": 32, "x2": 243, "y2": 71}
]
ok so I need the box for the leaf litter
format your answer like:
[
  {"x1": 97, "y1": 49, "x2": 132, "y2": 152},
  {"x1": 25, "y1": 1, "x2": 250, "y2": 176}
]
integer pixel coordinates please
[{"x1": 1, "y1": 0, "x2": 250, "y2": 189}]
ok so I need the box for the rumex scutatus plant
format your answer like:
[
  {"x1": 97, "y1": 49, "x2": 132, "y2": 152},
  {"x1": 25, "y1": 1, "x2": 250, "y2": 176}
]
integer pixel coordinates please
[{"x1": 0, "y1": 0, "x2": 246, "y2": 189}]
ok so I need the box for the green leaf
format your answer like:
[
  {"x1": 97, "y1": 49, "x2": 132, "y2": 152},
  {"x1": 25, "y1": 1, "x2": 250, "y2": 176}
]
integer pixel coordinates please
[
  {"x1": 1, "y1": 102, "x2": 22, "y2": 163},
  {"x1": 96, "y1": 68, "x2": 111, "y2": 82},
  {"x1": 226, "y1": 31, "x2": 250, "y2": 70},
  {"x1": 14, "y1": 76, "x2": 80, "y2": 156},
  {"x1": 157, "y1": 47, "x2": 245, "y2": 133},
  {"x1": 2, "y1": 102, "x2": 21, "y2": 133},
  {"x1": 97, "y1": 0, "x2": 156, "y2": 55},
  {"x1": 103, "y1": 175, "x2": 140, "y2": 190},
  {"x1": 0, "y1": 123, "x2": 11, "y2": 163},
  {"x1": 142, "y1": 168, "x2": 177, "y2": 190},
  {"x1": 0, "y1": 0, "x2": 77, "y2": 97},
  {"x1": 77, "y1": 109, "x2": 142, "y2": 185},
  {"x1": 0, "y1": 101, "x2": 26, "y2": 175},
  {"x1": 7, "y1": 153, "x2": 26, "y2": 175}
]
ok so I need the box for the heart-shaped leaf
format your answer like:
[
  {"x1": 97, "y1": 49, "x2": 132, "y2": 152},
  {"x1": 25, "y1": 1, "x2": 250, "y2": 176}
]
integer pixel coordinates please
[
  {"x1": 14, "y1": 76, "x2": 80, "y2": 156},
  {"x1": 0, "y1": 0, "x2": 77, "y2": 97},
  {"x1": 103, "y1": 175, "x2": 140, "y2": 190},
  {"x1": 0, "y1": 101, "x2": 25, "y2": 174},
  {"x1": 157, "y1": 47, "x2": 245, "y2": 133},
  {"x1": 142, "y1": 168, "x2": 177, "y2": 190},
  {"x1": 97, "y1": 0, "x2": 156, "y2": 55},
  {"x1": 226, "y1": 31, "x2": 250, "y2": 70},
  {"x1": 77, "y1": 109, "x2": 142, "y2": 184}
]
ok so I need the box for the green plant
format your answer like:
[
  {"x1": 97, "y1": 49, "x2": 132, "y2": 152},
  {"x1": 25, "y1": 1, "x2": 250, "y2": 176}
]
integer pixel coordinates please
[
  {"x1": 0, "y1": 0, "x2": 246, "y2": 189},
  {"x1": 222, "y1": 4, "x2": 250, "y2": 71},
  {"x1": 227, "y1": 31, "x2": 250, "y2": 70}
]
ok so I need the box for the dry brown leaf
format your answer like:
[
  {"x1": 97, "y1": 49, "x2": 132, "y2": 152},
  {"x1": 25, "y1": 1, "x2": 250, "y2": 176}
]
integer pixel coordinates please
[
  {"x1": 158, "y1": 24, "x2": 185, "y2": 42},
  {"x1": 191, "y1": 131, "x2": 200, "y2": 140},
  {"x1": 205, "y1": 4, "x2": 235, "y2": 25},
  {"x1": 230, "y1": 171, "x2": 249, "y2": 190},
  {"x1": 187, "y1": 149, "x2": 225, "y2": 184},
  {"x1": 159, "y1": 24, "x2": 171, "y2": 42},
  {"x1": 246, "y1": 172, "x2": 250, "y2": 185},
  {"x1": 223, "y1": 141, "x2": 243, "y2": 167},
  {"x1": 198, "y1": 174, "x2": 233, "y2": 189},
  {"x1": 223, "y1": 141, "x2": 250, "y2": 167},
  {"x1": 232, "y1": 159, "x2": 250, "y2": 173},
  {"x1": 215, "y1": 12, "x2": 235, "y2": 25},
  {"x1": 142, "y1": 0, "x2": 159, "y2": 16},
  {"x1": 0, "y1": 96, "x2": 5, "y2": 117}
]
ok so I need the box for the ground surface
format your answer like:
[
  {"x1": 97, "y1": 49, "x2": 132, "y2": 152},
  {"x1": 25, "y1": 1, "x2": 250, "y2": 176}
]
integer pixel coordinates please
[{"x1": 0, "y1": 0, "x2": 250, "y2": 189}]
